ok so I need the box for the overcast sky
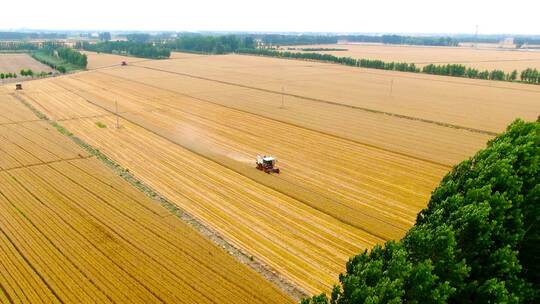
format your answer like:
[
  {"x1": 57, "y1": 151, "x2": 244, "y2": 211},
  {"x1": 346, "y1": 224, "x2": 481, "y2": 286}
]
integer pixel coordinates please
[{"x1": 1, "y1": 0, "x2": 538, "y2": 35}]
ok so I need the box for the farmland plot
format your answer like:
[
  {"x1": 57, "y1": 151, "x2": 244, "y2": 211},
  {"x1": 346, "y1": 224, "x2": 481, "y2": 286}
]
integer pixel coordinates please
[
  {"x1": 287, "y1": 43, "x2": 540, "y2": 72},
  {"x1": 81, "y1": 51, "x2": 149, "y2": 70},
  {"x1": 0, "y1": 53, "x2": 54, "y2": 74},
  {"x1": 0, "y1": 91, "x2": 293, "y2": 303}
]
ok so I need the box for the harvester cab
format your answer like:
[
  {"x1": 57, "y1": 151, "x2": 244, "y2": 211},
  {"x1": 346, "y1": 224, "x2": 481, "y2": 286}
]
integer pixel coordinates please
[{"x1": 256, "y1": 155, "x2": 280, "y2": 174}]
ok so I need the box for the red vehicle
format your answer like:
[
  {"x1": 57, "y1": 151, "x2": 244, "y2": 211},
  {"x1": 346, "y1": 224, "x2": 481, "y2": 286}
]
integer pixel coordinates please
[
  {"x1": 256, "y1": 155, "x2": 280, "y2": 174},
  {"x1": 121, "y1": 61, "x2": 128, "y2": 66}
]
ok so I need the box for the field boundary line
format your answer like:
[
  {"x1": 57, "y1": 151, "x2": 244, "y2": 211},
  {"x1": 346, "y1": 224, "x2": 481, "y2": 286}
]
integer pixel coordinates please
[
  {"x1": 131, "y1": 63, "x2": 499, "y2": 136},
  {"x1": 12, "y1": 92, "x2": 309, "y2": 301},
  {"x1": 0, "y1": 156, "x2": 92, "y2": 173}
]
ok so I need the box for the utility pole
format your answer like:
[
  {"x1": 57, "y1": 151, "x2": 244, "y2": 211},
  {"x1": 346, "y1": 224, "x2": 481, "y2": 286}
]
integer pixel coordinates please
[{"x1": 115, "y1": 99, "x2": 119, "y2": 129}]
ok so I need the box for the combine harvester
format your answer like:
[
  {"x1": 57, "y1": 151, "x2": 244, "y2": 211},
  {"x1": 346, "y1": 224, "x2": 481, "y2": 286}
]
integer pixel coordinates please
[{"x1": 256, "y1": 155, "x2": 280, "y2": 174}]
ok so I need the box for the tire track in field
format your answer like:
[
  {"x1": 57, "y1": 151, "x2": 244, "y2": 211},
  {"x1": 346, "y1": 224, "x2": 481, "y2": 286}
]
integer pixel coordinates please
[{"x1": 130, "y1": 63, "x2": 498, "y2": 136}]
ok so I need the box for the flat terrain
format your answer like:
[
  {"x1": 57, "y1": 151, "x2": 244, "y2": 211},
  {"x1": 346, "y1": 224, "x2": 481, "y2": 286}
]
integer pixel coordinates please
[
  {"x1": 288, "y1": 43, "x2": 540, "y2": 72},
  {"x1": 0, "y1": 53, "x2": 54, "y2": 74},
  {"x1": 13, "y1": 52, "x2": 540, "y2": 294},
  {"x1": 0, "y1": 89, "x2": 292, "y2": 303},
  {"x1": 15, "y1": 53, "x2": 540, "y2": 293}
]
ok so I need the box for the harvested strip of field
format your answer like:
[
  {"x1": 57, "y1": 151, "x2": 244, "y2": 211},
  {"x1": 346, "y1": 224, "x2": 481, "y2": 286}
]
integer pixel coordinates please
[
  {"x1": 136, "y1": 53, "x2": 540, "y2": 133},
  {"x1": 0, "y1": 91, "x2": 294, "y2": 303}
]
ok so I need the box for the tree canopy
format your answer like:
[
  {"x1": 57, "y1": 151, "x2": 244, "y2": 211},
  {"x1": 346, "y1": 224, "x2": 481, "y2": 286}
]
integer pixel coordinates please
[
  {"x1": 167, "y1": 34, "x2": 255, "y2": 54},
  {"x1": 302, "y1": 118, "x2": 540, "y2": 303},
  {"x1": 77, "y1": 41, "x2": 170, "y2": 59}
]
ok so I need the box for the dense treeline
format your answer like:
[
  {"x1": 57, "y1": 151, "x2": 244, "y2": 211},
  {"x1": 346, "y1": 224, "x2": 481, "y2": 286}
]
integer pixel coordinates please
[
  {"x1": 237, "y1": 48, "x2": 418, "y2": 71},
  {"x1": 302, "y1": 118, "x2": 540, "y2": 304},
  {"x1": 0, "y1": 41, "x2": 67, "y2": 51},
  {"x1": 256, "y1": 34, "x2": 458, "y2": 46},
  {"x1": 422, "y1": 64, "x2": 517, "y2": 81},
  {"x1": 77, "y1": 41, "x2": 170, "y2": 59},
  {"x1": 0, "y1": 72, "x2": 17, "y2": 79},
  {"x1": 0, "y1": 32, "x2": 66, "y2": 40},
  {"x1": 99, "y1": 32, "x2": 112, "y2": 41},
  {"x1": 125, "y1": 33, "x2": 152, "y2": 43},
  {"x1": 0, "y1": 42, "x2": 39, "y2": 51},
  {"x1": 520, "y1": 68, "x2": 540, "y2": 84},
  {"x1": 31, "y1": 46, "x2": 87, "y2": 73},
  {"x1": 57, "y1": 48, "x2": 88, "y2": 67},
  {"x1": 287, "y1": 47, "x2": 348, "y2": 51},
  {"x1": 166, "y1": 34, "x2": 255, "y2": 54},
  {"x1": 343, "y1": 34, "x2": 458, "y2": 46},
  {"x1": 257, "y1": 34, "x2": 338, "y2": 46},
  {"x1": 20, "y1": 69, "x2": 51, "y2": 78},
  {"x1": 238, "y1": 48, "x2": 539, "y2": 84}
]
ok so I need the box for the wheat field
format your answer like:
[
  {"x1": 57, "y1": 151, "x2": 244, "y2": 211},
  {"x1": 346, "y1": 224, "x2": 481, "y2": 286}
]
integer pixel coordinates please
[
  {"x1": 0, "y1": 90, "x2": 293, "y2": 303},
  {"x1": 12, "y1": 51, "x2": 540, "y2": 294}
]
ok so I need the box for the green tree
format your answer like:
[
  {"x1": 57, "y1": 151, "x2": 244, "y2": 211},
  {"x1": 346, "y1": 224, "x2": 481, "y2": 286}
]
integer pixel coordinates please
[
  {"x1": 509, "y1": 70, "x2": 518, "y2": 81},
  {"x1": 302, "y1": 118, "x2": 540, "y2": 304}
]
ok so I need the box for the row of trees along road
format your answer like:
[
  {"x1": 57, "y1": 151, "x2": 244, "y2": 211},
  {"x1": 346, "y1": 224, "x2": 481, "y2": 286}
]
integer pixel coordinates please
[
  {"x1": 166, "y1": 34, "x2": 255, "y2": 54},
  {"x1": 76, "y1": 41, "x2": 170, "y2": 59},
  {"x1": 237, "y1": 48, "x2": 540, "y2": 85},
  {"x1": 301, "y1": 118, "x2": 540, "y2": 304},
  {"x1": 0, "y1": 73, "x2": 16, "y2": 79}
]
